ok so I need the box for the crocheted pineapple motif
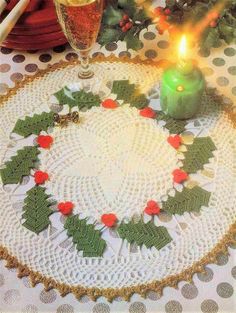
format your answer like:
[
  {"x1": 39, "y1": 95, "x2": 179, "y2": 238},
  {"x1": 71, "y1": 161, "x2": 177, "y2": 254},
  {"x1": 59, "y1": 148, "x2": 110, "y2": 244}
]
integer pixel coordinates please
[
  {"x1": 117, "y1": 220, "x2": 172, "y2": 250},
  {"x1": 22, "y1": 186, "x2": 54, "y2": 234},
  {"x1": 0, "y1": 146, "x2": 40, "y2": 185},
  {"x1": 181, "y1": 137, "x2": 216, "y2": 173},
  {"x1": 111, "y1": 80, "x2": 148, "y2": 109},
  {"x1": 54, "y1": 87, "x2": 101, "y2": 109},
  {"x1": 64, "y1": 215, "x2": 106, "y2": 257},
  {"x1": 162, "y1": 186, "x2": 211, "y2": 215},
  {"x1": 13, "y1": 112, "x2": 55, "y2": 137}
]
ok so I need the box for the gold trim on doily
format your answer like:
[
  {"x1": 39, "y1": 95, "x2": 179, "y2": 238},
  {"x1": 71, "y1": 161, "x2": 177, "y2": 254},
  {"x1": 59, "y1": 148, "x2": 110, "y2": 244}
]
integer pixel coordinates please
[
  {"x1": 0, "y1": 223, "x2": 235, "y2": 302},
  {"x1": 0, "y1": 54, "x2": 235, "y2": 302}
]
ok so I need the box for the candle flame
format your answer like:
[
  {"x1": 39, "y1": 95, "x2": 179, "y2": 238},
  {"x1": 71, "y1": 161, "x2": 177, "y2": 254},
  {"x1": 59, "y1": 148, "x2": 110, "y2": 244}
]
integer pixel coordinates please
[{"x1": 179, "y1": 35, "x2": 187, "y2": 59}]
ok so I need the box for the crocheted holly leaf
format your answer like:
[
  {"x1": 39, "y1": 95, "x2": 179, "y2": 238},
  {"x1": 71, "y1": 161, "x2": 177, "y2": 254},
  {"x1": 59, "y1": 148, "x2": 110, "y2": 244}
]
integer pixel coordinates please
[
  {"x1": 13, "y1": 112, "x2": 55, "y2": 137},
  {"x1": 156, "y1": 111, "x2": 187, "y2": 134},
  {"x1": 117, "y1": 220, "x2": 172, "y2": 250},
  {"x1": 111, "y1": 80, "x2": 148, "y2": 109},
  {"x1": 22, "y1": 186, "x2": 54, "y2": 234},
  {"x1": 162, "y1": 186, "x2": 211, "y2": 215},
  {"x1": 0, "y1": 146, "x2": 40, "y2": 185},
  {"x1": 54, "y1": 87, "x2": 101, "y2": 109},
  {"x1": 64, "y1": 215, "x2": 106, "y2": 257},
  {"x1": 182, "y1": 137, "x2": 216, "y2": 173}
]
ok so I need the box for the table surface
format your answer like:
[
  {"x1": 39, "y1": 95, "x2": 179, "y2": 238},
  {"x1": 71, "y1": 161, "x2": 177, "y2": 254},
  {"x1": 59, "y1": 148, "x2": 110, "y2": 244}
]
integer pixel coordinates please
[{"x1": 0, "y1": 23, "x2": 236, "y2": 313}]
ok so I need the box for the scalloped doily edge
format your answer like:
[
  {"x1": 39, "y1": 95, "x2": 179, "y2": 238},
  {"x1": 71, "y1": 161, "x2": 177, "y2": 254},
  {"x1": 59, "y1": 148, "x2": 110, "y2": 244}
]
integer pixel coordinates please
[{"x1": 0, "y1": 55, "x2": 236, "y2": 302}]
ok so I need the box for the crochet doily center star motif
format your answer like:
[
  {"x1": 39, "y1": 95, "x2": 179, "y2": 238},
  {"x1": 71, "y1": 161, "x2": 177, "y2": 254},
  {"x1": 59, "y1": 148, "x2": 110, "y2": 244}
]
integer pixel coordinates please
[{"x1": 39, "y1": 107, "x2": 179, "y2": 219}]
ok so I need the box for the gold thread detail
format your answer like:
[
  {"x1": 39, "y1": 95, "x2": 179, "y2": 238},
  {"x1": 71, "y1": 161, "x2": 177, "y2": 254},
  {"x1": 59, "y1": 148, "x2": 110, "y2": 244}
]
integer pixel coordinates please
[
  {"x1": 0, "y1": 54, "x2": 235, "y2": 301},
  {"x1": 0, "y1": 223, "x2": 235, "y2": 301}
]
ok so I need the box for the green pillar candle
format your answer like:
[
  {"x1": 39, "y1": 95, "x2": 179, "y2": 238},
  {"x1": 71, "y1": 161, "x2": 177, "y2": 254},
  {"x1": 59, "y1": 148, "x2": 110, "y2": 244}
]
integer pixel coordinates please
[{"x1": 160, "y1": 60, "x2": 205, "y2": 120}]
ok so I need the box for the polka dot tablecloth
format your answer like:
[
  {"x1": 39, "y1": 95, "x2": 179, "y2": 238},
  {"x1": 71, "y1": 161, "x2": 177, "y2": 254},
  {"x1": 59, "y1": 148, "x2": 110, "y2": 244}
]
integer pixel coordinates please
[{"x1": 0, "y1": 24, "x2": 236, "y2": 313}]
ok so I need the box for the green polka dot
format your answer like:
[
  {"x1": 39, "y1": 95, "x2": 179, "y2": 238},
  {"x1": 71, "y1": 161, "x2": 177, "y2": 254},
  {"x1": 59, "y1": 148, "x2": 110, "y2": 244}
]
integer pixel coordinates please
[
  {"x1": 143, "y1": 32, "x2": 156, "y2": 40},
  {"x1": 198, "y1": 49, "x2": 210, "y2": 58},
  {"x1": 212, "y1": 58, "x2": 225, "y2": 66},
  {"x1": 157, "y1": 40, "x2": 169, "y2": 49},
  {"x1": 232, "y1": 87, "x2": 236, "y2": 96},
  {"x1": 224, "y1": 47, "x2": 236, "y2": 57},
  {"x1": 216, "y1": 76, "x2": 229, "y2": 86},
  {"x1": 228, "y1": 66, "x2": 236, "y2": 75},
  {"x1": 201, "y1": 67, "x2": 214, "y2": 76},
  {"x1": 145, "y1": 49, "x2": 158, "y2": 59}
]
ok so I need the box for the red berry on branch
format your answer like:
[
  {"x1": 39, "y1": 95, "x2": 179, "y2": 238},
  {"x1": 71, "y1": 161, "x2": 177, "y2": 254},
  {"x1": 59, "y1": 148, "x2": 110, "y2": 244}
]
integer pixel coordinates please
[
  {"x1": 123, "y1": 14, "x2": 129, "y2": 21},
  {"x1": 210, "y1": 20, "x2": 217, "y2": 28},
  {"x1": 125, "y1": 22, "x2": 133, "y2": 30},
  {"x1": 119, "y1": 20, "x2": 125, "y2": 27},
  {"x1": 164, "y1": 8, "x2": 171, "y2": 15},
  {"x1": 209, "y1": 11, "x2": 219, "y2": 19},
  {"x1": 122, "y1": 26, "x2": 127, "y2": 32},
  {"x1": 154, "y1": 6, "x2": 163, "y2": 16}
]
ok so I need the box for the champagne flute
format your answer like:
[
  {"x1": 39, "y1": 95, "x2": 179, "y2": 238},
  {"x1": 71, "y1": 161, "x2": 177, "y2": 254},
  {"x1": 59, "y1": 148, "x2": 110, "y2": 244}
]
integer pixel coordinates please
[{"x1": 54, "y1": 0, "x2": 104, "y2": 79}]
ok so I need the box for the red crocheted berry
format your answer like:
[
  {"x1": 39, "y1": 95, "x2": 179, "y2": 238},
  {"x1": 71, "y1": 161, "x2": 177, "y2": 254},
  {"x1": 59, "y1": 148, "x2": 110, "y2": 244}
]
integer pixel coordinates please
[
  {"x1": 139, "y1": 107, "x2": 156, "y2": 118},
  {"x1": 102, "y1": 99, "x2": 118, "y2": 109},
  {"x1": 167, "y1": 135, "x2": 182, "y2": 149},
  {"x1": 37, "y1": 135, "x2": 53, "y2": 149},
  {"x1": 172, "y1": 169, "x2": 188, "y2": 184},
  {"x1": 144, "y1": 200, "x2": 161, "y2": 215},
  {"x1": 34, "y1": 171, "x2": 49, "y2": 185},
  {"x1": 58, "y1": 202, "x2": 74, "y2": 215},
  {"x1": 101, "y1": 213, "x2": 117, "y2": 227}
]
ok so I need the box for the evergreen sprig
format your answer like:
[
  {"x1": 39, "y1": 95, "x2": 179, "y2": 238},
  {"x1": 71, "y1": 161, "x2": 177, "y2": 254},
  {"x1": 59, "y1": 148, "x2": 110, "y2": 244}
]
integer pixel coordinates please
[
  {"x1": 13, "y1": 112, "x2": 55, "y2": 137},
  {"x1": 99, "y1": 0, "x2": 152, "y2": 51},
  {"x1": 156, "y1": 110, "x2": 187, "y2": 134},
  {"x1": 162, "y1": 186, "x2": 211, "y2": 215},
  {"x1": 164, "y1": 0, "x2": 236, "y2": 54},
  {"x1": 182, "y1": 137, "x2": 216, "y2": 173},
  {"x1": 117, "y1": 220, "x2": 172, "y2": 250},
  {"x1": 64, "y1": 215, "x2": 106, "y2": 257},
  {"x1": 112, "y1": 80, "x2": 149, "y2": 108},
  {"x1": 22, "y1": 186, "x2": 54, "y2": 234},
  {"x1": 54, "y1": 87, "x2": 101, "y2": 109},
  {"x1": 0, "y1": 146, "x2": 40, "y2": 185}
]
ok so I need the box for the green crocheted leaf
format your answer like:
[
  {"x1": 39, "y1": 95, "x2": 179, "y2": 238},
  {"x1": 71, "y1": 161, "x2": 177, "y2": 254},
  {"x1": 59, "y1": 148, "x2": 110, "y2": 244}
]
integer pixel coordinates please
[
  {"x1": 111, "y1": 80, "x2": 148, "y2": 109},
  {"x1": 156, "y1": 111, "x2": 187, "y2": 134},
  {"x1": 72, "y1": 90, "x2": 101, "y2": 109},
  {"x1": 182, "y1": 137, "x2": 216, "y2": 173},
  {"x1": 0, "y1": 146, "x2": 40, "y2": 185},
  {"x1": 162, "y1": 186, "x2": 211, "y2": 215},
  {"x1": 117, "y1": 220, "x2": 172, "y2": 250},
  {"x1": 54, "y1": 87, "x2": 101, "y2": 109},
  {"x1": 13, "y1": 112, "x2": 55, "y2": 137},
  {"x1": 64, "y1": 215, "x2": 106, "y2": 257},
  {"x1": 22, "y1": 186, "x2": 54, "y2": 234}
]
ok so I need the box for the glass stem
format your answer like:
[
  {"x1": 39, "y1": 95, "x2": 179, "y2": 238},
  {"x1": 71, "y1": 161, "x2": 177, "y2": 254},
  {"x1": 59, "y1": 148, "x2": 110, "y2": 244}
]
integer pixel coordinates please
[{"x1": 79, "y1": 50, "x2": 94, "y2": 79}]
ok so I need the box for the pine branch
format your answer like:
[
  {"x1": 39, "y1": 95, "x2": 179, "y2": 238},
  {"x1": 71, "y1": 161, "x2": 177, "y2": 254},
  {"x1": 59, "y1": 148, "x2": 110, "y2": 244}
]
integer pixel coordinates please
[
  {"x1": 54, "y1": 88, "x2": 101, "y2": 109},
  {"x1": 64, "y1": 215, "x2": 106, "y2": 257},
  {"x1": 156, "y1": 111, "x2": 187, "y2": 134},
  {"x1": 162, "y1": 186, "x2": 211, "y2": 215},
  {"x1": 13, "y1": 112, "x2": 55, "y2": 137},
  {"x1": 22, "y1": 186, "x2": 54, "y2": 234},
  {"x1": 117, "y1": 220, "x2": 172, "y2": 250},
  {"x1": 182, "y1": 137, "x2": 216, "y2": 173},
  {"x1": 111, "y1": 80, "x2": 149, "y2": 109},
  {"x1": 0, "y1": 146, "x2": 40, "y2": 185}
]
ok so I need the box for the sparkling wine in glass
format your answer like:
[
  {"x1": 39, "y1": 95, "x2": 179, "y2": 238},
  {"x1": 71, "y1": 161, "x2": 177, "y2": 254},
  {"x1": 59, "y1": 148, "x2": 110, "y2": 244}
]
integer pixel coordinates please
[{"x1": 54, "y1": 0, "x2": 104, "y2": 79}]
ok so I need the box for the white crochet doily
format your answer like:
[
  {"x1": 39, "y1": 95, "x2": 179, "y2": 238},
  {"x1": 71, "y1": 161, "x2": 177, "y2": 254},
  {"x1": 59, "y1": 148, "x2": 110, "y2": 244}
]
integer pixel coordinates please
[
  {"x1": 39, "y1": 106, "x2": 177, "y2": 220},
  {"x1": 0, "y1": 59, "x2": 235, "y2": 294}
]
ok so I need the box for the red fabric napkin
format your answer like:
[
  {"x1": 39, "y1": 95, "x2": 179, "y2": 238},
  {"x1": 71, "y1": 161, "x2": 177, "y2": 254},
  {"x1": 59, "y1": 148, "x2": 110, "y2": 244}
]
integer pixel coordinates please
[{"x1": 6, "y1": 0, "x2": 42, "y2": 12}]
